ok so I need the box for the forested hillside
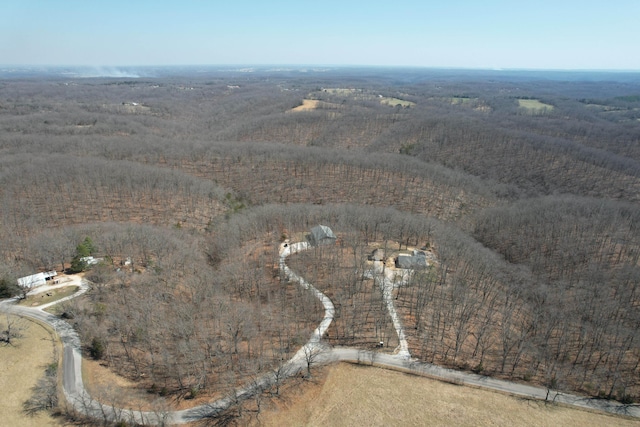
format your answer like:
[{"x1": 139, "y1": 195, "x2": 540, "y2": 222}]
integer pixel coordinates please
[{"x1": 1, "y1": 67, "x2": 639, "y2": 411}]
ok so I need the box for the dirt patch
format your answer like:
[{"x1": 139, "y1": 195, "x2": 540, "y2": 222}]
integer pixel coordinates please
[
  {"x1": 254, "y1": 363, "x2": 638, "y2": 427},
  {"x1": 0, "y1": 315, "x2": 65, "y2": 427}
]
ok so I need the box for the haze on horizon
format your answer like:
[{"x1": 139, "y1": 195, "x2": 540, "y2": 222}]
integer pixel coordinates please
[{"x1": 2, "y1": 0, "x2": 639, "y2": 71}]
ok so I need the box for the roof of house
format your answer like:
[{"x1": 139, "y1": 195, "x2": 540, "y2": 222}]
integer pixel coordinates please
[
  {"x1": 311, "y1": 225, "x2": 336, "y2": 240},
  {"x1": 17, "y1": 271, "x2": 57, "y2": 288},
  {"x1": 396, "y1": 253, "x2": 428, "y2": 269},
  {"x1": 309, "y1": 225, "x2": 337, "y2": 245}
]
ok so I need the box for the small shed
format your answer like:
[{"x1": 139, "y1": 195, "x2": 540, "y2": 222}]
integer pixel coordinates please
[
  {"x1": 307, "y1": 225, "x2": 337, "y2": 246},
  {"x1": 17, "y1": 271, "x2": 57, "y2": 289}
]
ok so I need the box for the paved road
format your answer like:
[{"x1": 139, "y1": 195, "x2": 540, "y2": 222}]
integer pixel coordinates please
[{"x1": 2, "y1": 243, "x2": 638, "y2": 424}]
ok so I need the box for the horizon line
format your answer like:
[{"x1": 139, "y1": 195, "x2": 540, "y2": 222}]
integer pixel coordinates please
[{"x1": 2, "y1": 64, "x2": 640, "y2": 73}]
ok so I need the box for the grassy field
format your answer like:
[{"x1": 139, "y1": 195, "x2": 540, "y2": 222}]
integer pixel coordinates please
[
  {"x1": 380, "y1": 97, "x2": 415, "y2": 107},
  {"x1": 253, "y1": 363, "x2": 638, "y2": 427},
  {"x1": 0, "y1": 315, "x2": 65, "y2": 427},
  {"x1": 518, "y1": 98, "x2": 554, "y2": 112},
  {"x1": 19, "y1": 286, "x2": 79, "y2": 309}
]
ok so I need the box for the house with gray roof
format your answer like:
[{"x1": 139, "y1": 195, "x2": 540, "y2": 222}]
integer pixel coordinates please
[
  {"x1": 307, "y1": 225, "x2": 337, "y2": 246},
  {"x1": 395, "y1": 250, "x2": 428, "y2": 269}
]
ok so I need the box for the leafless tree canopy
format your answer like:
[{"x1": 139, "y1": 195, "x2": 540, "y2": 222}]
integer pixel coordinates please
[{"x1": 1, "y1": 68, "x2": 639, "y2": 408}]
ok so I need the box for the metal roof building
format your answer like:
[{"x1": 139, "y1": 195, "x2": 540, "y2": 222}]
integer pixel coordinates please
[
  {"x1": 308, "y1": 225, "x2": 337, "y2": 246},
  {"x1": 17, "y1": 271, "x2": 57, "y2": 289}
]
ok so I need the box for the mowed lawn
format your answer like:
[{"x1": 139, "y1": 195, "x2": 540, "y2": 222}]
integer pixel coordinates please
[
  {"x1": 256, "y1": 363, "x2": 638, "y2": 427},
  {"x1": 0, "y1": 315, "x2": 65, "y2": 427}
]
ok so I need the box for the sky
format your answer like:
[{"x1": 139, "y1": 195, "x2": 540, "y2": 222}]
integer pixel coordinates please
[{"x1": 1, "y1": 0, "x2": 639, "y2": 70}]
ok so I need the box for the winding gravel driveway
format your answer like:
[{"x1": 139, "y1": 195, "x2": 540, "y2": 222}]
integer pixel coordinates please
[{"x1": 1, "y1": 242, "x2": 638, "y2": 424}]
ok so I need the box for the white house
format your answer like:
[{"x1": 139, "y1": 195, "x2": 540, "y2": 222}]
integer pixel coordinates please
[
  {"x1": 17, "y1": 271, "x2": 57, "y2": 289},
  {"x1": 80, "y1": 256, "x2": 101, "y2": 266}
]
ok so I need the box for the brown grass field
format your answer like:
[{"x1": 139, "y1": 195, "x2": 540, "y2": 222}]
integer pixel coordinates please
[
  {"x1": 252, "y1": 363, "x2": 638, "y2": 427},
  {"x1": 0, "y1": 315, "x2": 65, "y2": 427},
  {"x1": 290, "y1": 99, "x2": 321, "y2": 112}
]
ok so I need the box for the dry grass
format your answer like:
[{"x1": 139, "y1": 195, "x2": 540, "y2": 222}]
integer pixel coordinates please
[
  {"x1": 0, "y1": 315, "x2": 65, "y2": 427},
  {"x1": 19, "y1": 286, "x2": 79, "y2": 308},
  {"x1": 81, "y1": 358, "x2": 162, "y2": 411},
  {"x1": 291, "y1": 99, "x2": 321, "y2": 112},
  {"x1": 82, "y1": 357, "x2": 226, "y2": 411},
  {"x1": 254, "y1": 363, "x2": 638, "y2": 427},
  {"x1": 290, "y1": 99, "x2": 342, "y2": 112}
]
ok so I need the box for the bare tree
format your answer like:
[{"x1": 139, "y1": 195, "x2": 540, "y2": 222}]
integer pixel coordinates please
[{"x1": 1, "y1": 314, "x2": 28, "y2": 346}]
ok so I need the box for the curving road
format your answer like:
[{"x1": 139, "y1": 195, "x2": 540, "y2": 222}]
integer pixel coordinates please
[{"x1": 1, "y1": 242, "x2": 639, "y2": 424}]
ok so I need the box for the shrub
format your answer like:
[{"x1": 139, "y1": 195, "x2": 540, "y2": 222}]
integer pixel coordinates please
[{"x1": 89, "y1": 337, "x2": 105, "y2": 360}]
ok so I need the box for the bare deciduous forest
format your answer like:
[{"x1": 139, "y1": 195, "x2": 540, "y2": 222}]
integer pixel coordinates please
[{"x1": 1, "y1": 67, "x2": 639, "y2": 413}]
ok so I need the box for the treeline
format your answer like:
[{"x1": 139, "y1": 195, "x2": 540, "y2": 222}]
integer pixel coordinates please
[
  {"x1": 465, "y1": 196, "x2": 639, "y2": 399},
  {"x1": 0, "y1": 134, "x2": 504, "y2": 225},
  {"x1": 0, "y1": 153, "x2": 231, "y2": 277}
]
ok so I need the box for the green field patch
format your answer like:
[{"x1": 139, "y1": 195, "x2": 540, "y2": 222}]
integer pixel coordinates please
[
  {"x1": 380, "y1": 97, "x2": 415, "y2": 107},
  {"x1": 614, "y1": 95, "x2": 640, "y2": 102},
  {"x1": 518, "y1": 99, "x2": 554, "y2": 113}
]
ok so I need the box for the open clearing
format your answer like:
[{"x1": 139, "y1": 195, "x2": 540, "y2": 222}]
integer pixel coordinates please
[
  {"x1": 0, "y1": 315, "x2": 65, "y2": 427},
  {"x1": 254, "y1": 363, "x2": 638, "y2": 427},
  {"x1": 380, "y1": 97, "x2": 415, "y2": 107},
  {"x1": 291, "y1": 99, "x2": 321, "y2": 112},
  {"x1": 290, "y1": 99, "x2": 342, "y2": 112},
  {"x1": 518, "y1": 99, "x2": 554, "y2": 112}
]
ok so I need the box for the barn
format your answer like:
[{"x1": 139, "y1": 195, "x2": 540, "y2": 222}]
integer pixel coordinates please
[
  {"x1": 307, "y1": 225, "x2": 337, "y2": 246},
  {"x1": 17, "y1": 271, "x2": 58, "y2": 289}
]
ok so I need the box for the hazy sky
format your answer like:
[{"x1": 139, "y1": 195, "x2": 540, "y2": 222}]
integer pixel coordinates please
[{"x1": 2, "y1": 0, "x2": 639, "y2": 70}]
